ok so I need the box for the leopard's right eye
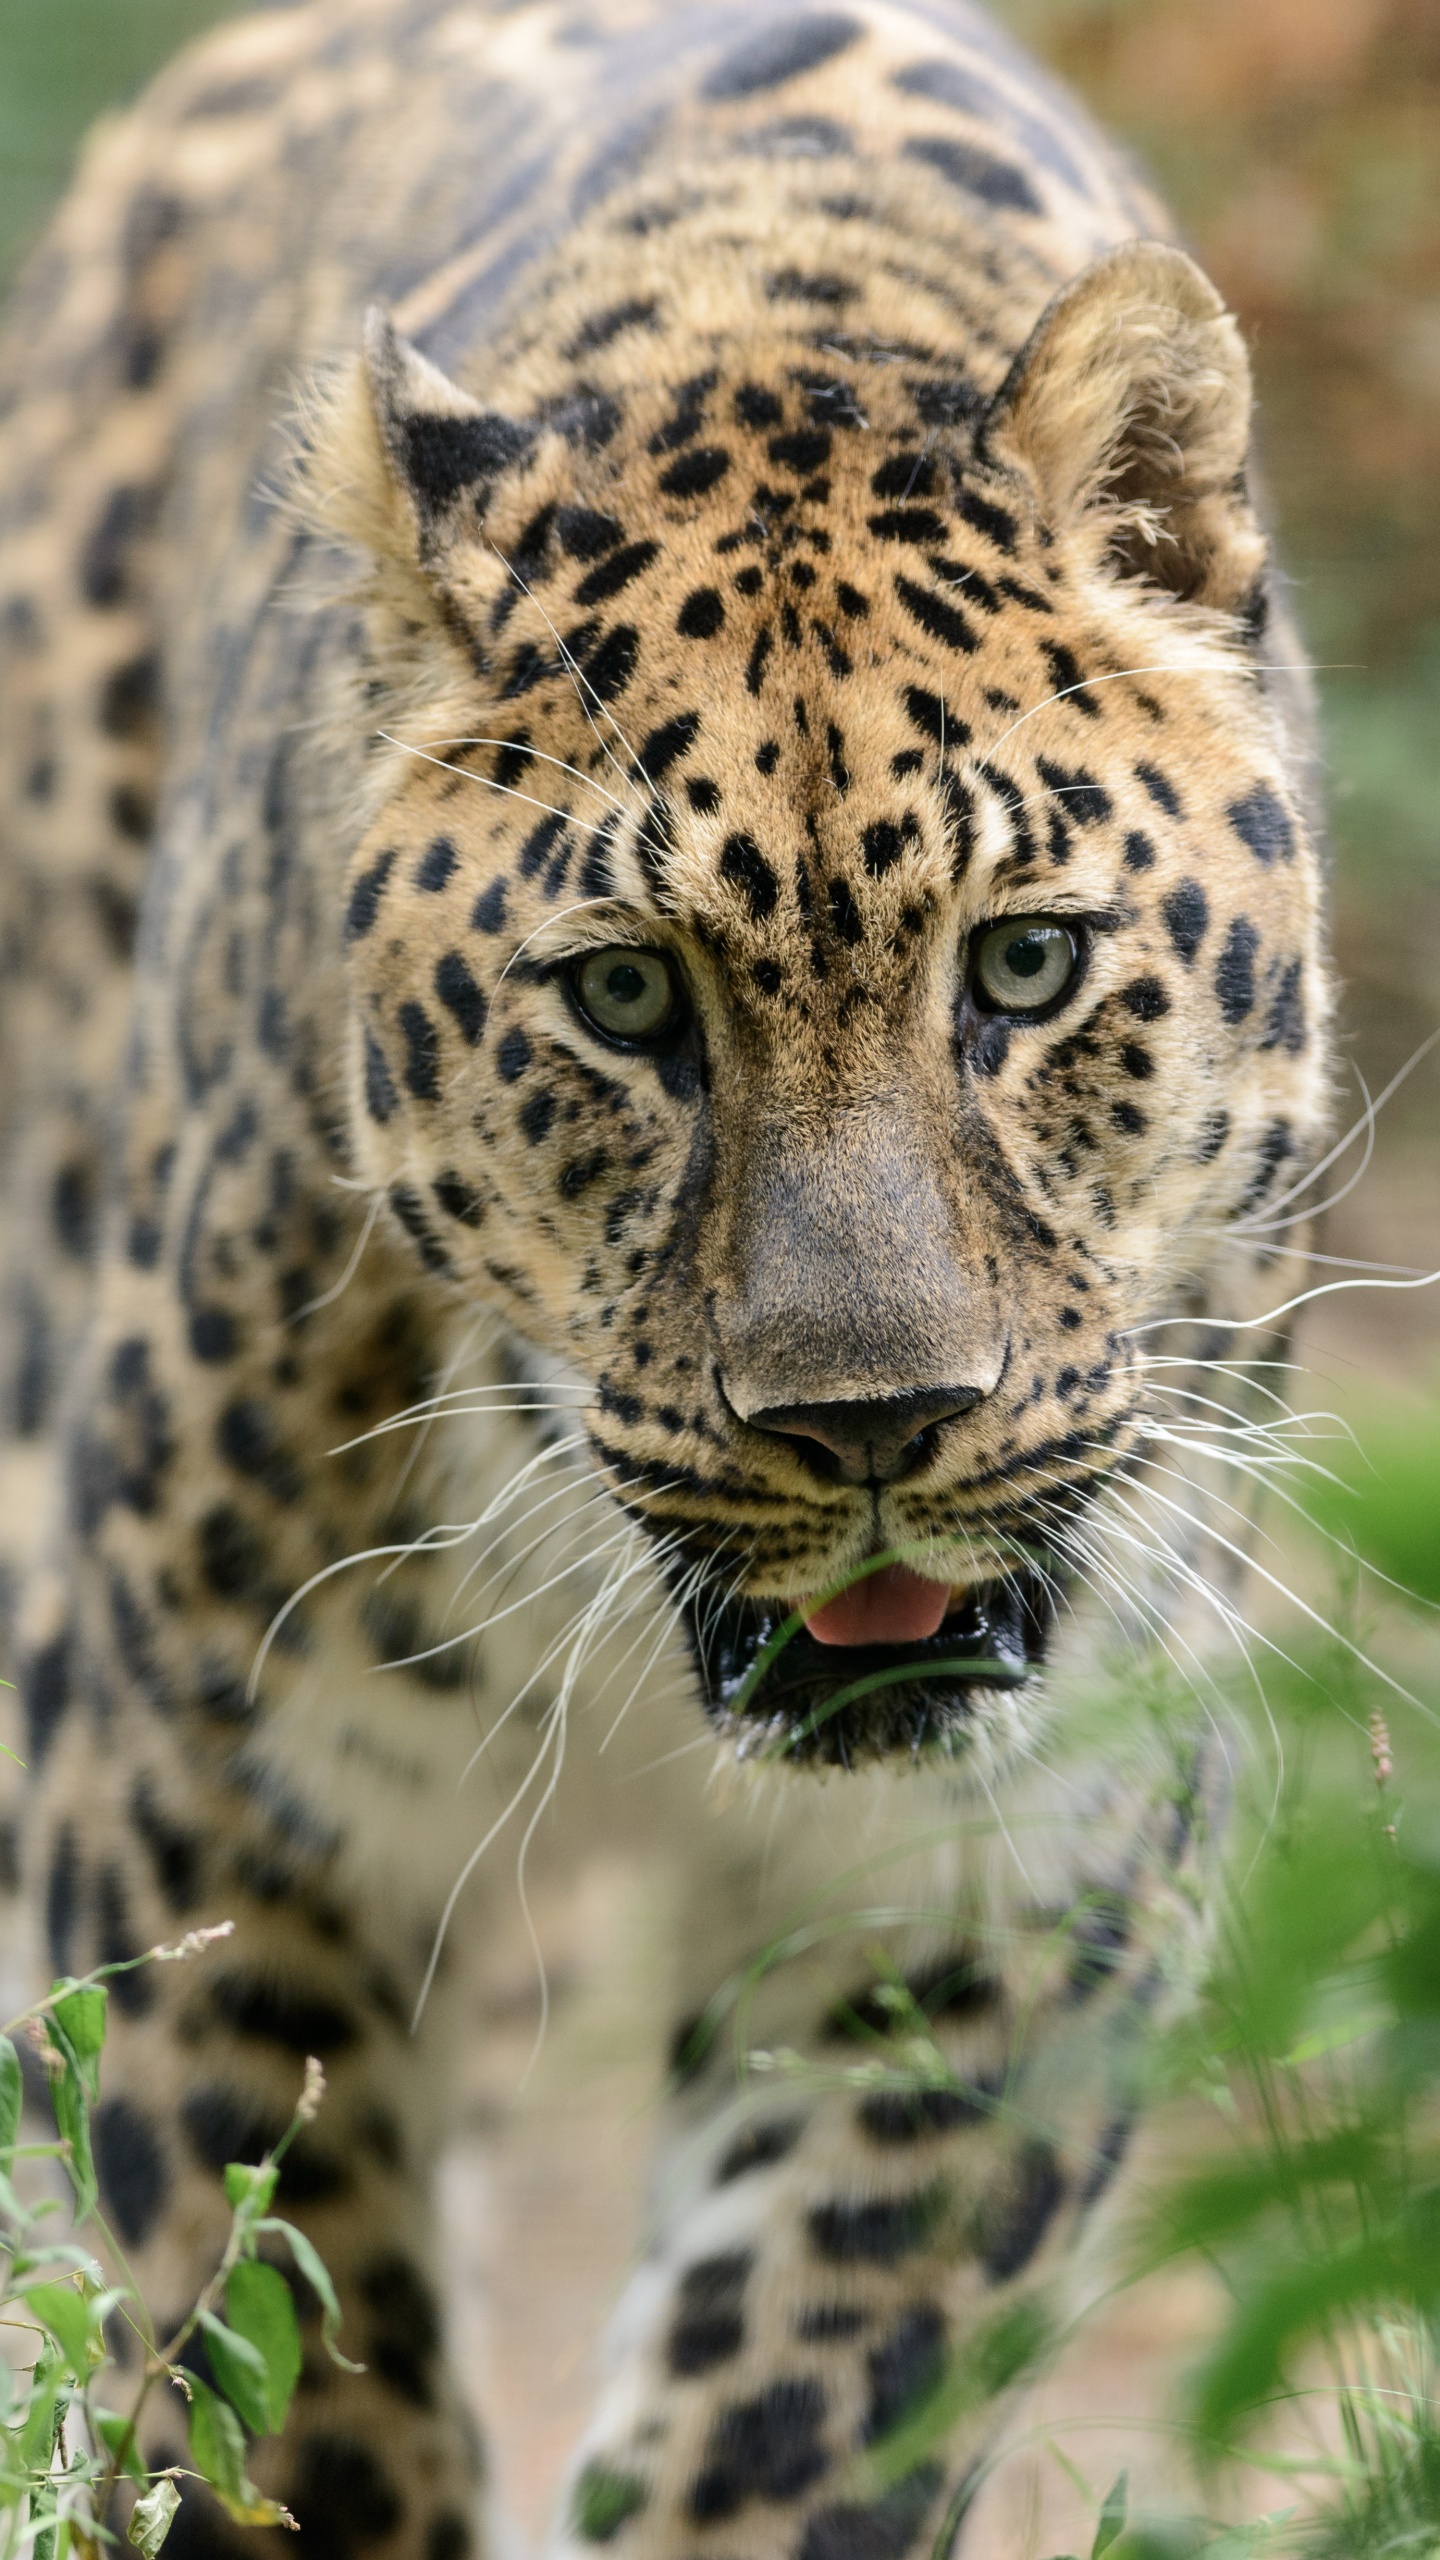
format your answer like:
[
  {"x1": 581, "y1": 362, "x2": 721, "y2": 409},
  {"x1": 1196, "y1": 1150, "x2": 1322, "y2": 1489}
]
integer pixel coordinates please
[
  {"x1": 971, "y1": 917, "x2": 1082, "y2": 1017},
  {"x1": 570, "y1": 946, "x2": 686, "y2": 1046}
]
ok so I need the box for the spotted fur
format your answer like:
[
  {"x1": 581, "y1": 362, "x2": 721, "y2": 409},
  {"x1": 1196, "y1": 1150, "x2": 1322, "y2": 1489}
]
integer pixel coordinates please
[{"x1": 0, "y1": 3, "x2": 1329, "y2": 2555}]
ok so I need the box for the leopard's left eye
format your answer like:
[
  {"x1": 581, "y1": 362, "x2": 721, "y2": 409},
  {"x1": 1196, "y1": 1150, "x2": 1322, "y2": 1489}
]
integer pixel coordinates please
[
  {"x1": 570, "y1": 945, "x2": 685, "y2": 1045},
  {"x1": 971, "y1": 916, "x2": 1081, "y2": 1016}
]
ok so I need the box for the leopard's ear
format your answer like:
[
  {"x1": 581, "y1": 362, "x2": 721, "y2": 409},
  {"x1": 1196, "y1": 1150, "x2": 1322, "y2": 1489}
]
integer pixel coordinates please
[
  {"x1": 983, "y1": 241, "x2": 1266, "y2": 614},
  {"x1": 302, "y1": 308, "x2": 535, "y2": 567}
]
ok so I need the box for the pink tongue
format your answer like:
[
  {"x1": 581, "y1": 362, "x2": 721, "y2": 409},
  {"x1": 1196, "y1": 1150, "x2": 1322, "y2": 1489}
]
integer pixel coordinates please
[{"x1": 803, "y1": 1564, "x2": 953, "y2": 1649}]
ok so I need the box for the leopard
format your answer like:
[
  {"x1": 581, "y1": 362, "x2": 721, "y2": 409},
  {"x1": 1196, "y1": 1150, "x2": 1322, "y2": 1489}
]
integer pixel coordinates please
[{"x1": 0, "y1": 1, "x2": 1333, "y2": 2555}]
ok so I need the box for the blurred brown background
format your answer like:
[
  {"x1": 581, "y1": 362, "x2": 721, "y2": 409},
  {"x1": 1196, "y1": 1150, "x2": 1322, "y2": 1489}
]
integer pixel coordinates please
[{"x1": 2, "y1": 3, "x2": 1437, "y2": 2551}]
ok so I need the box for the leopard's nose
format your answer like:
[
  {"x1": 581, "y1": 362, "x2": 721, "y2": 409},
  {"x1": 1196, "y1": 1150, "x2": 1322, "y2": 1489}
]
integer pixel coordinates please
[{"x1": 745, "y1": 1385, "x2": 986, "y2": 1487}]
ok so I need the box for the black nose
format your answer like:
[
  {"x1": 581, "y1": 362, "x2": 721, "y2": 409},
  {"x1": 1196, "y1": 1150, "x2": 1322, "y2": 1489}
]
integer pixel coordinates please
[{"x1": 747, "y1": 1385, "x2": 986, "y2": 1487}]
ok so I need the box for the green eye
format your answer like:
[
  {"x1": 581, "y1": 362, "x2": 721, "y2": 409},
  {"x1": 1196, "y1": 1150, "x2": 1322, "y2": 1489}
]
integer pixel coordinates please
[
  {"x1": 972, "y1": 916, "x2": 1081, "y2": 1015},
  {"x1": 572, "y1": 946, "x2": 683, "y2": 1044}
]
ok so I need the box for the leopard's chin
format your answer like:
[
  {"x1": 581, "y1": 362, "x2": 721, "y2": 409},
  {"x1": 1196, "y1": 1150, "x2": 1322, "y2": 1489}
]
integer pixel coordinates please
[{"x1": 680, "y1": 1568, "x2": 1058, "y2": 1769}]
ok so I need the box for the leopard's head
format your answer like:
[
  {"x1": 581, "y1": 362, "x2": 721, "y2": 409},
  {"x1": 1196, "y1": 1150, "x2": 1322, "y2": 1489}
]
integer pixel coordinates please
[{"x1": 310, "y1": 241, "x2": 1330, "y2": 1767}]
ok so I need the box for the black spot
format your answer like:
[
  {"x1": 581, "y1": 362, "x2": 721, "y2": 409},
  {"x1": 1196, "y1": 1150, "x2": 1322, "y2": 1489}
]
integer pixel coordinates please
[
  {"x1": 1122, "y1": 831, "x2": 1155, "y2": 872},
  {"x1": 905, "y1": 132, "x2": 1042, "y2": 212},
  {"x1": 471, "y1": 879, "x2": 508, "y2": 934},
  {"x1": 519, "y1": 1090, "x2": 557, "y2": 1145},
  {"x1": 110, "y1": 781, "x2": 154, "y2": 841},
  {"x1": 565, "y1": 296, "x2": 658, "y2": 358},
  {"x1": 872, "y1": 452, "x2": 937, "y2": 501},
  {"x1": 210, "y1": 1972, "x2": 360, "y2": 2056},
  {"x1": 638, "y1": 713, "x2": 700, "y2": 780},
  {"x1": 46, "y1": 1824, "x2": 79, "y2": 1977},
  {"x1": 496, "y1": 1025, "x2": 532, "y2": 1083},
  {"x1": 861, "y1": 816, "x2": 903, "y2": 873},
  {"x1": 397, "y1": 1002, "x2": 441, "y2": 1101},
  {"x1": 198, "y1": 1502, "x2": 265, "y2": 1601},
  {"x1": 770, "y1": 429, "x2": 833, "y2": 475},
  {"x1": 1215, "y1": 916, "x2": 1260, "y2": 1023},
  {"x1": 576, "y1": 539, "x2": 661, "y2": 606},
  {"x1": 1262, "y1": 957, "x2": 1306, "y2": 1054},
  {"x1": 557, "y1": 507, "x2": 623, "y2": 560},
  {"x1": 1081, "y1": 2112, "x2": 1136, "y2": 2208},
  {"x1": 894, "y1": 575, "x2": 977, "y2": 653},
  {"x1": 1228, "y1": 782, "x2": 1295, "y2": 866},
  {"x1": 716, "y1": 2116, "x2": 804, "y2": 2183},
  {"x1": 289, "y1": 2433, "x2": 405, "y2": 2552},
  {"x1": 736, "y1": 383, "x2": 785, "y2": 428},
  {"x1": 828, "y1": 1957, "x2": 996, "y2": 2041},
  {"x1": 829, "y1": 876, "x2": 863, "y2": 943},
  {"x1": 687, "y1": 776, "x2": 721, "y2": 814},
  {"x1": 799, "y1": 2465, "x2": 944, "y2": 2560},
  {"x1": 678, "y1": 587, "x2": 726, "y2": 639},
  {"x1": 756, "y1": 740, "x2": 781, "y2": 775},
  {"x1": 346, "y1": 849, "x2": 396, "y2": 941},
  {"x1": 902, "y1": 685, "x2": 967, "y2": 749},
  {"x1": 1120, "y1": 976, "x2": 1170, "y2": 1021},
  {"x1": 1241, "y1": 1117, "x2": 1295, "y2": 1212},
  {"x1": 1111, "y1": 1101, "x2": 1145, "y2": 1134},
  {"x1": 51, "y1": 1159, "x2": 95, "y2": 1261},
  {"x1": 1135, "y1": 760, "x2": 1182, "y2": 817},
  {"x1": 721, "y1": 832, "x2": 780, "y2": 920},
  {"x1": 868, "y1": 508, "x2": 947, "y2": 546},
  {"x1": 559, "y1": 1150, "x2": 609, "y2": 1199},
  {"x1": 1162, "y1": 879, "x2": 1209, "y2": 964},
  {"x1": 660, "y1": 447, "x2": 731, "y2": 499},
  {"x1": 402, "y1": 410, "x2": 532, "y2": 508},
  {"x1": 857, "y1": 2086, "x2": 986, "y2": 2143},
  {"x1": 492, "y1": 737, "x2": 532, "y2": 790},
  {"x1": 389, "y1": 1184, "x2": 452, "y2": 1274},
  {"x1": 130, "y1": 1777, "x2": 202, "y2": 1912},
  {"x1": 746, "y1": 625, "x2": 774, "y2": 694},
  {"x1": 360, "y1": 2253, "x2": 442, "y2": 2410},
  {"x1": 1035, "y1": 758, "x2": 1111, "y2": 828},
  {"x1": 433, "y1": 950, "x2": 487, "y2": 1047},
  {"x1": 434, "y1": 1172, "x2": 484, "y2": 1227},
  {"x1": 364, "y1": 1030, "x2": 398, "y2": 1125},
  {"x1": 189, "y1": 1308, "x2": 238, "y2": 1364},
  {"x1": 94, "y1": 2096, "x2": 169, "y2": 2247},
  {"x1": 427, "y1": 2520, "x2": 471, "y2": 2560},
  {"x1": 81, "y1": 484, "x2": 157, "y2": 609},
  {"x1": 415, "y1": 837, "x2": 457, "y2": 892},
  {"x1": 704, "y1": 11, "x2": 862, "y2": 98},
  {"x1": 1120, "y1": 1042, "x2": 1153, "y2": 1080},
  {"x1": 809, "y1": 2186, "x2": 944, "y2": 2266},
  {"x1": 865, "y1": 2305, "x2": 946, "y2": 2441},
  {"x1": 668, "y1": 2250, "x2": 752, "y2": 2377},
  {"x1": 217, "y1": 1398, "x2": 299, "y2": 1504},
  {"x1": 836, "y1": 581, "x2": 870, "y2": 618},
  {"x1": 585, "y1": 625, "x2": 640, "y2": 702},
  {"x1": 22, "y1": 1630, "x2": 70, "y2": 1768},
  {"x1": 912, "y1": 377, "x2": 982, "y2": 431},
  {"x1": 689, "y1": 2378, "x2": 830, "y2": 2520},
  {"x1": 977, "y1": 2139, "x2": 1064, "y2": 2281},
  {"x1": 100, "y1": 650, "x2": 160, "y2": 740}
]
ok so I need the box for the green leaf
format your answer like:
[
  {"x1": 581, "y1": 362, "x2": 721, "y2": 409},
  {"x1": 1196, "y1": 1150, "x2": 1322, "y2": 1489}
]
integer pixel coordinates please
[
  {"x1": 1094, "y1": 2473, "x2": 1130, "y2": 2557},
  {"x1": 95, "y1": 2411, "x2": 147, "y2": 2487},
  {"x1": 225, "y1": 2260, "x2": 301, "y2": 2433},
  {"x1": 223, "y1": 2161, "x2": 277, "y2": 2218},
  {"x1": 127, "y1": 2478, "x2": 180, "y2": 2559},
  {"x1": 186, "y1": 2378, "x2": 293, "y2": 2528},
  {"x1": 45, "y1": 2056, "x2": 96, "y2": 2221},
  {"x1": 0, "y1": 2037, "x2": 22, "y2": 2156},
  {"x1": 51, "y1": 1986, "x2": 107, "y2": 2098},
  {"x1": 18, "y1": 2346, "x2": 62, "y2": 2471},
  {"x1": 257, "y1": 2219, "x2": 363, "y2": 2372},
  {"x1": 197, "y1": 2314, "x2": 271, "y2": 2438},
  {"x1": 22, "y1": 2281, "x2": 97, "y2": 2383}
]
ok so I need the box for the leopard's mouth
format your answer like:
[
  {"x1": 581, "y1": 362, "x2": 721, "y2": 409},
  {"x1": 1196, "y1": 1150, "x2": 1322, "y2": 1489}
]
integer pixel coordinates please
[{"x1": 679, "y1": 1568, "x2": 1058, "y2": 1768}]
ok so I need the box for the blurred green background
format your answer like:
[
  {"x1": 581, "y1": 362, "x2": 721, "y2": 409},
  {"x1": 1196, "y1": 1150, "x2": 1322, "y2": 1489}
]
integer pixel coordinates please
[{"x1": 1, "y1": 0, "x2": 1436, "y2": 1558}]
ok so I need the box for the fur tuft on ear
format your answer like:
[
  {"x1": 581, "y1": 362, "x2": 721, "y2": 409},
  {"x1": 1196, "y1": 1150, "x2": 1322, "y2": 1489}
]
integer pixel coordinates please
[
  {"x1": 362, "y1": 309, "x2": 535, "y2": 521},
  {"x1": 984, "y1": 241, "x2": 1266, "y2": 614},
  {"x1": 297, "y1": 309, "x2": 535, "y2": 570}
]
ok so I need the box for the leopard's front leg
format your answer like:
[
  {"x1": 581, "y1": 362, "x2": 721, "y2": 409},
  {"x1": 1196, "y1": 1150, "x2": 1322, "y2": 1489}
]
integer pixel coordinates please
[{"x1": 550, "y1": 1763, "x2": 1199, "y2": 2560}]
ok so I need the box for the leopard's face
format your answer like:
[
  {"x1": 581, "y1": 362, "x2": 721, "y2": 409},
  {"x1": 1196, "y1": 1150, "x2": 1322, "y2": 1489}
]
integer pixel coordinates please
[{"x1": 326, "y1": 259, "x2": 1329, "y2": 1765}]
